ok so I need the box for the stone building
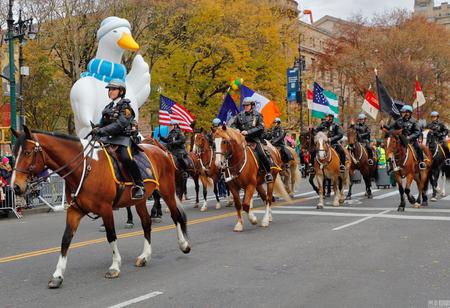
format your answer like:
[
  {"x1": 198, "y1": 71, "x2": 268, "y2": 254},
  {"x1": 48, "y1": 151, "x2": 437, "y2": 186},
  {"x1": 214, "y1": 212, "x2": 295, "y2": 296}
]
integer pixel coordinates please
[{"x1": 414, "y1": 0, "x2": 450, "y2": 29}]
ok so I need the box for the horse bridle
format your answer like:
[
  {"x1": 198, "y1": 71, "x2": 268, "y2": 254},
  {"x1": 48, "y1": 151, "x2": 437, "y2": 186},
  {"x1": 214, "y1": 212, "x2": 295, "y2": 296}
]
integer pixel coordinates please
[
  {"x1": 194, "y1": 140, "x2": 214, "y2": 171},
  {"x1": 14, "y1": 135, "x2": 96, "y2": 187},
  {"x1": 215, "y1": 138, "x2": 248, "y2": 181}
]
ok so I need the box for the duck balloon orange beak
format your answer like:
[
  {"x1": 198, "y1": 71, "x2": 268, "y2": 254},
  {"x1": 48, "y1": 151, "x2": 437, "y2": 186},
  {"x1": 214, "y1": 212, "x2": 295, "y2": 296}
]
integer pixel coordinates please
[{"x1": 117, "y1": 32, "x2": 139, "y2": 51}]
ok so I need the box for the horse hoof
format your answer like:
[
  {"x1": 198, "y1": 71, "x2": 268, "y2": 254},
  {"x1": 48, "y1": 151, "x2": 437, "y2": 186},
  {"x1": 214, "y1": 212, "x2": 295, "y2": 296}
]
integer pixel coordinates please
[
  {"x1": 431, "y1": 197, "x2": 437, "y2": 202},
  {"x1": 325, "y1": 193, "x2": 331, "y2": 198},
  {"x1": 268, "y1": 214, "x2": 273, "y2": 222},
  {"x1": 105, "y1": 269, "x2": 120, "y2": 279},
  {"x1": 99, "y1": 226, "x2": 105, "y2": 232},
  {"x1": 345, "y1": 196, "x2": 352, "y2": 200},
  {"x1": 125, "y1": 223, "x2": 134, "y2": 229},
  {"x1": 367, "y1": 194, "x2": 373, "y2": 199},
  {"x1": 260, "y1": 220, "x2": 269, "y2": 228},
  {"x1": 135, "y1": 258, "x2": 147, "y2": 267},
  {"x1": 397, "y1": 206, "x2": 405, "y2": 212},
  {"x1": 200, "y1": 206, "x2": 207, "y2": 212},
  {"x1": 216, "y1": 203, "x2": 221, "y2": 210},
  {"x1": 48, "y1": 276, "x2": 63, "y2": 289},
  {"x1": 233, "y1": 223, "x2": 243, "y2": 232},
  {"x1": 193, "y1": 203, "x2": 199, "y2": 208},
  {"x1": 182, "y1": 245, "x2": 191, "y2": 254},
  {"x1": 317, "y1": 205, "x2": 324, "y2": 210},
  {"x1": 249, "y1": 216, "x2": 258, "y2": 225},
  {"x1": 414, "y1": 203, "x2": 420, "y2": 209},
  {"x1": 226, "y1": 203, "x2": 233, "y2": 208},
  {"x1": 151, "y1": 217, "x2": 162, "y2": 223}
]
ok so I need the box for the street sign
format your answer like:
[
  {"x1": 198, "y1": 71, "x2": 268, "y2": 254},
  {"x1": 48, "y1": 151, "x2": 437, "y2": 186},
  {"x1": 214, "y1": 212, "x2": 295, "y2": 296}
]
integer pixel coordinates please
[{"x1": 287, "y1": 67, "x2": 299, "y2": 102}]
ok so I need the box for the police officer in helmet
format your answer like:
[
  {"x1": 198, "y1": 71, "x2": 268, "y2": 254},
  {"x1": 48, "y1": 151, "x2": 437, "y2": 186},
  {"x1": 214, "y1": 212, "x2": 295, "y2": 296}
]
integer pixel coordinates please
[
  {"x1": 427, "y1": 111, "x2": 450, "y2": 165},
  {"x1": 382, "y1": 105, "x2": 426, "y2": 169},
  {"x1": 160, "y1": 119, "x2": 192, "y2": 178},
  {"x1": 354, "y1": 113, "x2": 374, "y2": 165},
  {"x1": 269, "y1": 117, "x2": 293, "y2": 167},
  {"x1": 92, "y1": 79, "x2": 144, "y2": 199},
  {"x1": 231, "y1": 97, "x2": 274, "y2": 183}
]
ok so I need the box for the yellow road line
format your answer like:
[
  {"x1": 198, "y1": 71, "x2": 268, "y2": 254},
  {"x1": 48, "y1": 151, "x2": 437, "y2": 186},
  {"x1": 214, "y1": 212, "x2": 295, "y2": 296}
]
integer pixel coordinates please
[{"x1": 0, "y1": 198, "x2": 303, "y2": 264}]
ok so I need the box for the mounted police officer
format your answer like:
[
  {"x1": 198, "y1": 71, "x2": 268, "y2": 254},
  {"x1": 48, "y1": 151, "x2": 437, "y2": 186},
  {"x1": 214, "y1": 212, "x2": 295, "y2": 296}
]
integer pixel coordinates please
[
  {"x1": 91, "y1": 79, "x2": 144, "y2": 199},
  {"x1": 160, "y1": 120, "x2": 192, "y2": 178},
  {"x1": 354, "y1": 113, "x2": 374, "y2": 165},
  {"x1": 382, "y1": 105, "x2": 426, "y2": 169},
  {"x1": 231, "y1": 97, "x2": 274, "y2": 183},
  {"x1": 313, "y1": 112, "x2": 346, "y2": 173},
  {"x1": 269, "y1": 118, "x2": 293, "y2": 167},
  {"x1": 427, "y1": 111, "x2": 450, "y2": 165},
  {"x1": 207, "y1": 118, "x2": 222, "y2": 145}
]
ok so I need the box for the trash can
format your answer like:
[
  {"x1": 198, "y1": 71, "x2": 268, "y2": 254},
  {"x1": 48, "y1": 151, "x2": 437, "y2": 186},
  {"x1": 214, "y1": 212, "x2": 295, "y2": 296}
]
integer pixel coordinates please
[
  {"x1": 376, "y1": 166, "x2": 391, "y2": 189},
  {"x1": 352, "y1": 170, "x2": 362, "y2": 184}
]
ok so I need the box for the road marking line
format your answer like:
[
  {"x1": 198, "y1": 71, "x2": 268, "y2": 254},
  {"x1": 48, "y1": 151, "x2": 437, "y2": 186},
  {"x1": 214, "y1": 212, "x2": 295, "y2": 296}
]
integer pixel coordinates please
[
  {"x1": 107, "y1": 291, "x2": 163, "y2": 308},
  {"x1": 0, "y1": 197, "x2": 305, "y2": 264},
  {"x1": 332, "y1": 210, "x2": 392, "y2": 231},
  {"x1": 253, "y1": 210, "x2": 369, "y2": 218},
  {"x1": 373, "y1": 191, "x2": 398, "y2": 199},
  {"x1": 276, "y1": 206, "x2": 450, "y2": 213}
]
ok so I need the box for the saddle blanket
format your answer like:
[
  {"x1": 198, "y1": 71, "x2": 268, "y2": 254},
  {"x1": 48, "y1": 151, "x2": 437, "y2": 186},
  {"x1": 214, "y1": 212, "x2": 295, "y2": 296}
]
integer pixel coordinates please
[{"x1": 102, "y1": 145, "x2": 158, "y2": 186}]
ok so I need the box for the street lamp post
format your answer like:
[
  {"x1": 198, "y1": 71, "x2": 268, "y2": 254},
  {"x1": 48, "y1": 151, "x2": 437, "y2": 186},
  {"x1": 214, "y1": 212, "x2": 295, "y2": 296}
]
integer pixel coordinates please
[
  {"x1": 4, "y1": 1, "x2": 36, "y2": 144},
  {"x1": 297, "y1": 47, "x2": 304, "y2": 133}
]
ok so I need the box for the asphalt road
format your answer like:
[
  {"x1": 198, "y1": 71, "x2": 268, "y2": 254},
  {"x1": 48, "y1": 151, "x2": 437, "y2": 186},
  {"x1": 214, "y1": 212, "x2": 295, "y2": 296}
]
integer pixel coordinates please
[{"x1": 1, "y1": 178, "x2": 450, "y2": 308}]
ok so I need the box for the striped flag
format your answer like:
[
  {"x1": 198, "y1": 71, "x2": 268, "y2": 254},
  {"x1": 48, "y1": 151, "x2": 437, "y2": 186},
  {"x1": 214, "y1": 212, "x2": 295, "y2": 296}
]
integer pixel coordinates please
[
  {"x1": 240, "y1": 85, "x2": 281, "y2": 128},
  {"x1": 413, "y1": 78, "x2": 426, "y2": 109},
  {"x1": 362, "y1": 89, "x2": 380, "y2": 119},
  {"x1": 312, "y1": 82, "x2": 338, "y2": 121},
  {"x1": 159, "y1": 95, "x2": 195, "y2": 132}
]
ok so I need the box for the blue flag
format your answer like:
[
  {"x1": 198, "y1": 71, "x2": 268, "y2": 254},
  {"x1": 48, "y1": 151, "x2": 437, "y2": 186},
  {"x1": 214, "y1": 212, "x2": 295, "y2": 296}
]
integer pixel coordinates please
[{"x1": 217, "y1": 93, "x2": 239, "y2": 124}]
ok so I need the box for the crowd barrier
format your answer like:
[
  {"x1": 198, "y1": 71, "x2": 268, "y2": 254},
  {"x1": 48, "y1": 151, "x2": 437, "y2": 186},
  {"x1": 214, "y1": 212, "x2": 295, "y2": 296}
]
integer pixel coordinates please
[
  {"x1": 0, "y1": 185, "x2": 21, "y2": 218},
  {"x1": 25, "y1": 174, "x2": 66, "y2": 212}
]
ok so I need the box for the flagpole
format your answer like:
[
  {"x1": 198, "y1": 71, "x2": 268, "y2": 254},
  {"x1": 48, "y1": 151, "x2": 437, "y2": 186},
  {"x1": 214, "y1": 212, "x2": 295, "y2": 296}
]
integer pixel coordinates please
[{"x1": 415, "y1": 76, "x2": 419, "y2": 120}]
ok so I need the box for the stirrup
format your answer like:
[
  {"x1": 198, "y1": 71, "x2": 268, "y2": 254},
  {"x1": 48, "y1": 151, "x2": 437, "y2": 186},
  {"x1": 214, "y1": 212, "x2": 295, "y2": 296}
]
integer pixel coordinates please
[
  {"x1": 368, "y1": 159, "x2": 374, "y2": 166},
  {"x1": 339, "y1": 165, "x2": 345, "y2": 173},
  {"x1": 445, "y1": 158, "x2": 450, "y2": 166},
  {"x1": 418, "y1": 162, "x2": 426, "y2": 170},
  {"x1": 131, "y1": 185, "x2": 145, "y2": 200},
  {"x1": 265, "y1": 173, "x2": 274, "y2": 183},
  {"x1": 309, "y1": 165, "x2": 315, "y2": 174}
]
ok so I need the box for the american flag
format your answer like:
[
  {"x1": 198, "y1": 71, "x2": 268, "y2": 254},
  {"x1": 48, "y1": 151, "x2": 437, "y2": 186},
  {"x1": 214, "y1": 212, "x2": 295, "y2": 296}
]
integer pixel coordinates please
[{"x1": 159, "y1": 95, "x2": 195, "y2": 132}]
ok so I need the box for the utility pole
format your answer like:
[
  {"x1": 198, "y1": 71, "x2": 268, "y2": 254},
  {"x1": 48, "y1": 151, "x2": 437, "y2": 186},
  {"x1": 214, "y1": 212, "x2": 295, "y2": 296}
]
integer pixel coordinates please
[
  {"x1": 297, "y1": 34, "x2": 304, "y2": 133},
  {"x1": 7, "y1": 0, "x2": 17, "y2": 143},
  {"x1": 18, "y1": 9, "x2": 25, "y2": 130}
]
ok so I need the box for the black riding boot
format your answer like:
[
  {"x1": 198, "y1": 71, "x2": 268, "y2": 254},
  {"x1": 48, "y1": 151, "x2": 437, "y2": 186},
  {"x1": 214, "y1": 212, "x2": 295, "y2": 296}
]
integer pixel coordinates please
[
  {"x1": 366, "y1": 143, "x2": 374, "y2": 165},
  {"x1": 256, "y1": 143, "x2": 273, "y2": 183},
  {"x1": 413, "y1": 142, "x2": 426, "y2": 170},
  {"x1": 119, "y1": 146, "x2": 145, "y2": 199},
  {"x1": 334, "y1": 144, "x2": 346, "y2": 173}
]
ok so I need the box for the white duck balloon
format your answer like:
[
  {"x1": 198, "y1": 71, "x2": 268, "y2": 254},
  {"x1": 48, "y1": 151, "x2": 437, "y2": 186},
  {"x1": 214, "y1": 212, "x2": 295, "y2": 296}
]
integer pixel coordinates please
[{"x1": 70, "y1": 16, "x2": 151, "y2": 138}]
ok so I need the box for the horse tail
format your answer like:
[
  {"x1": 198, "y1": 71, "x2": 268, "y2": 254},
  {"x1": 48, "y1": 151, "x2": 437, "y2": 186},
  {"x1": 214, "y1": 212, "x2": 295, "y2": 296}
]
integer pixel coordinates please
[
  {"x1": 293, "y1": 164, "x2": 302, "y2": 191},
  {"x1": 274, "y1": 175, "x2": 291, "y2": 201},
  {"x1": 444, "y1": 164, "x2": 450, "y2": 180}
]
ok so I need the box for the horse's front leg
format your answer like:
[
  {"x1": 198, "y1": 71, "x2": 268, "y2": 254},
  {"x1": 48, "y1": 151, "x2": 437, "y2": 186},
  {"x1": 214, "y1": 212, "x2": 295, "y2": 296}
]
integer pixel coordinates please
[
  {"x1": 256, "y1": 184, "x2": 270, "y2": 227},
  {"x1": 316, "y1": 172, "x2": 324, "y2": 209},
  {"x1": 395, "y1": 173, "x2": 406, "y2": 211},
  {"x1": 243, "y1": 184, "x2": 258, "y2": 226},
  {"x1": 134, "y1": 200, "x2": 152, "y2": 267},
  {"x1": 332, "y1": 179, "x2": 340, "y2": 207},
  {"x1": 364, "y1": 171, "x2": 373, "y2": 199},
  {"x1": 102, "y1": 208, "x2": 122, "y2": 279},
  {"x1": 230, "y1": 186, "x2": 244, "y2": 232},
  {"x1": 213, "y1": 181, "x2": 221, "y2": 209},
  {"x1": 48, "y1": 207, "x2": 84, "y2": 289},
  {"x1": 404, "y1": 174, "x2": 416, "y2": 206}
]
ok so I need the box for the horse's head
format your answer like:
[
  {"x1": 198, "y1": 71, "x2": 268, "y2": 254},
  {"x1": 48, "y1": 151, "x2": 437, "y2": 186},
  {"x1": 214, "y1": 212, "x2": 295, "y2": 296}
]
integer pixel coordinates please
[
  {"x1": 385, "y1": 129, "x2": 404, "y2": 160},
  {"x1": 300, "y1": 129, "x2": 313, "y2": 151},
  {"x1": 314, "y1": 131, "x2": 330, "y2": 161},
  {"x1": 213, "y1": 125, "x2": 245, "y2": 168},
  {"x1": 11, "y1": 126, "x2": 46, "y2": 195},
  {"x1": 192, "y1": 129, "x2": 209, "y2": 155},
  {"x1": 347, "y1": 125, "x2": 357, "y2": 146}
]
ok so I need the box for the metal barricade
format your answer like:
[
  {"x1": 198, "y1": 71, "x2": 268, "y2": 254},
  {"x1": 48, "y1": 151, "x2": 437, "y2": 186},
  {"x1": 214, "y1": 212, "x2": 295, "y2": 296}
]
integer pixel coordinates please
[
  {"x1": 25, "y1": 174, "x2": 66, "y2": 212},
  {"x1": 0, "y1": 185, "x2": 21, "y2": 218}
]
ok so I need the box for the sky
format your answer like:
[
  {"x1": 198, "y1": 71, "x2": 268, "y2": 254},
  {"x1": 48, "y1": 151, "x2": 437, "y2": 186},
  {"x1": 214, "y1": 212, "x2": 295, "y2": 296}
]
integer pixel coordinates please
[{"x1": 297, "y1": 0, "x2": 444, "y2": 22}]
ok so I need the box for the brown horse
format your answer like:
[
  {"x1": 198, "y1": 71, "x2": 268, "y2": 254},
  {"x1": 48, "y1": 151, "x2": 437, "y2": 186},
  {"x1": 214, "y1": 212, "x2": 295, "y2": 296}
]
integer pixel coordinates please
[
  {"x1": 213, "y1": 126, "x2": 290, "y2": 231},
  {"x1": 192, "y1": 131, "x2": 233, "y2": 210},
  {"x1": 384, "y1": 129, "x2": 432, "y2": 211},
  {"x1": 314, "y1": 132, "x2": 350, "y2": 209},
  {"x1": 143, "y1": 137, "x2": 209, "y2": 206},
  {"x1": 279, "y1": 146, "x2": 302, "y2": 197},
  {"x1": 11, "y1": 127, "x2": 191, "y2": 289},
  {"x1": 346, "y1": 125, "x2": 377, "y2": 199}
]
